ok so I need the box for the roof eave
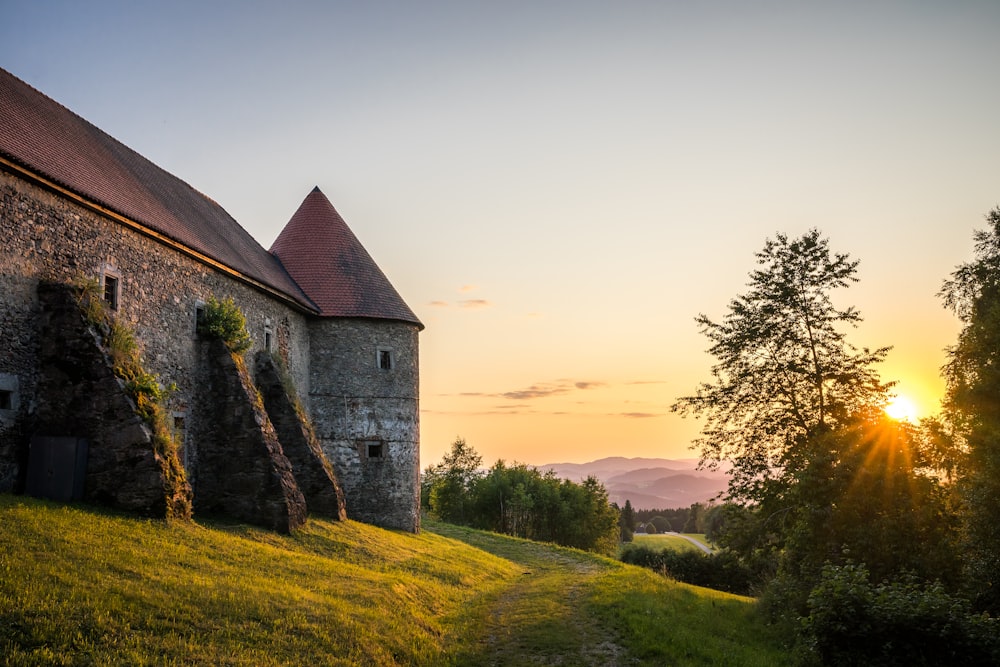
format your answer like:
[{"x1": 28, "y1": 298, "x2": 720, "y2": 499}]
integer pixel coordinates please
[{"x1": 1, "y1": 155, "x2": 321, "y2": 316}]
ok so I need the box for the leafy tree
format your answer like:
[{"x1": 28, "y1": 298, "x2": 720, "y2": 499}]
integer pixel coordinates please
[
  {"x1": 671, "y1": 230, "x2": 961, "y2": 616},
  {"x1": 617, "y1": 499, "x2": 636, "y2": 542},
  {"x1": 427, "y1": 442, "x2": 620, "y2": 555},
  {"x1": 940, "y1": 206, "x2": 1000, "y2": 612},
  {"x1": 672, "y1": 229, "x2": 893, "y2": 504},
  {"x1": 647, "y1": 515, "x2": 672, "y2": 534},
  {"x1": 424, "y1": 437, "x2": 483, "y2": 524}
]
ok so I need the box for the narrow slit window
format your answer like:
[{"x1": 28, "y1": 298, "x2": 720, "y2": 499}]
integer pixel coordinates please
[
  {"x1": 0, "y1": 390, "x2": 12, "y2": 411},
  {"x1": 102, "y1": 275, "x2": 120, "y2": 311},
  {"x1": 195, "y1": 302, "x2": 206, "y2": 334},
  {"x1": 378, "y1": 349, "x2": 393, "y2": 370}
]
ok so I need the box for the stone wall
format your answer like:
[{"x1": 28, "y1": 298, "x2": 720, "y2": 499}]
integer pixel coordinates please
[
  {"x1": 31, "y1": 282, "x2": 193, "y2": 517},
  {"x1": 0, "y1": 171, "x2": 311, "y2": 486},
  {"x1": 309, "y1": 318, "x2": 421, "y2": 532},
  {"x1": 193, "y1": 339, "x2": 306, "y2": 533},
  {"x1": 255, "y1": 351, "x2": 346, "y2": 520},
  {"x1": 0, "y1": 168, "x2": 422, "y2": 532}
]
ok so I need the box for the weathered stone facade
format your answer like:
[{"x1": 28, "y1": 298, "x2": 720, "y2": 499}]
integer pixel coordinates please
[
  {"x1": 193, "y1": 339, "x2": 307, "y2": 533},
  {"x1": 0, "y1": 69, "x2": 423, "y2": 532},
  {"x1": 255, "y1": 351, "x2": 347, "y2": 521},
  {"x1": 309, "y1": 318, "x2": 420, "y2": 530},
  {"x1": 30, "y1": 282, "x2": 192, "y2": 517}
]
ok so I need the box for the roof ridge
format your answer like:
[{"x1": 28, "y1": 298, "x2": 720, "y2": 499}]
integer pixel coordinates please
[{"x1": 270, "y1": 188, "x2": 422, "y2": 328}]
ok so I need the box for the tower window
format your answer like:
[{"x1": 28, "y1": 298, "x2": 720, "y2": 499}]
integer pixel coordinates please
[
  {"x1": 0, "y1": 390, "x2": 12, "y2": 411},
  {"x1": 359, "y1": 439, "x2": 385, "y2": 460},
  {"x1": 377, "y1": 348, "x2": 393, "y2": 370}
]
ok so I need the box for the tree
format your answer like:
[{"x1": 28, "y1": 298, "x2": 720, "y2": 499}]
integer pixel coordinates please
[
  {"x1": 424, "y1": 437, "x2": 483, "y2": 523},
  {"x1": 671, "y1": 229, "x2": 893, "y2": 503},
  {"x1": 669, "y1": 230, "x2": 959, "y2": 612},
  {"x1": 618, "y1": 499, "x2": 636, "y2": 542},
  {"x1": 940, "y1": 207, "x2": 1000, "y2": 612}
]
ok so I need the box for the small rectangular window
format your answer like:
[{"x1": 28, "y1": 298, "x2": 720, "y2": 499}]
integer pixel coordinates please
[
  {"x1": 378, "y1": 349, "x2": 393, "y2": 370},
  {"x1": 195, "y1": 302, "x2": 206, "y2": 334},
  {"x1": 0, "y1": 390, "x2": 12, "y2": 411},
  {"x1": 103, "y1": 275, "x2": 119, "y2": 311},
  {"x1": 367, "y1": 442, "x2": 384, "y2": 459}
]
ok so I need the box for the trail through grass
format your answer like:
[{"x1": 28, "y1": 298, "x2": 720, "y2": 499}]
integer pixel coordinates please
[
  {"x1": 432, "y1": 522, "x2": 788, "y2": 666},
  {"x1": 1, "y1": 497, "x2": 789, "y2": 665}
]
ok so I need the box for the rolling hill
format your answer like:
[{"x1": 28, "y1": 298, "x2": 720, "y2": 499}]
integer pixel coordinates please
[{"x1": 539, "y1": 457, "x2": 730, "y2": 509}]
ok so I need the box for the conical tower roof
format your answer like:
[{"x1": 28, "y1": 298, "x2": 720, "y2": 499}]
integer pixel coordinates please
[{"x1": 270, "y1": 187, "x2": 422, "y2": 327}]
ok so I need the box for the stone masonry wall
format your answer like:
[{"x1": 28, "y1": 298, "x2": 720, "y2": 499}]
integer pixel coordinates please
[
  {"x1": 193, "y1": 339, "x2": 306, "y2": 533},
  {"x1": 309, "y1": 318, "x2": 420, "y2": 532},
  {"x1": 0, "y1": 172, "x2": 311, "y2": 486},
  {"x1": 1, "y1": 168, "x2": 421, "y2": 532},
  {"x1": 255, "y1": 351, "x2": 347, "y2": 520},
  {"x1": 32, "y1": 282, "x2": 193, "y2": 517}
]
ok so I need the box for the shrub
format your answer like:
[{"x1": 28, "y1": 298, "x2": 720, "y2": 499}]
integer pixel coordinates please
[
  {"x1": 620, "y1": 545, "x2": 753, "y2": 595},
  {"x1": 801, "y1": 562, "x2": 1000, "y2": 665},
  {"x1": 198, "y1": 296, "x2": 253, "y2": 353}
]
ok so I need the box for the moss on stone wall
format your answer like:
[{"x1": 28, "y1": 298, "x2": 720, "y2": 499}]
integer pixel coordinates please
[{"x1": 73, "y1": 280, "x2": 193, "y2": 520}]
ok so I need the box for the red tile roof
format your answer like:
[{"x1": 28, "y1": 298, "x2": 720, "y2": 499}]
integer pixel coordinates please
[
  {"x1": 270, "y1": 188, "x2": 422, "y2": 327},
  {"x1": 0, "y1": 67, "x2": 315, "y2": 312}
]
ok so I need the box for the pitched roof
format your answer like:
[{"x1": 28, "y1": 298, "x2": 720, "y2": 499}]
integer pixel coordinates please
[
  {"x1": 270, "y1": 187, "x2": 422, "y2": 327},
  {"x1": 0, "y1": 67, "x2": 315, "y2": 312}
]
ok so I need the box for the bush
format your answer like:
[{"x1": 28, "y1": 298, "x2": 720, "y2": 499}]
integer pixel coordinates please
[
  {"x1": 620, "y1": 545, "x2": 753, "y2": 595},
  {"x1": 801, "y1": 562, "x2": 1000, "y2": 666},
  {"x1": 198, "y1": 296, "x2": 253, "y2": 353}
]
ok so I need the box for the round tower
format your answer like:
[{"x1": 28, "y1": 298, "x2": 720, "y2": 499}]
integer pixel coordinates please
[{"x1": 270, "y1": 188, "x2": 423, "y2": 532}]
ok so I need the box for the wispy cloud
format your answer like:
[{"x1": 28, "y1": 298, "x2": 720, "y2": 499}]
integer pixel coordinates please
[
  {"x1": 501, "y1": 384, "x2": 569, "y2": 400},
  {"x1": 459, "y1": 284, "x2": 479, "y2": 293},
  {"x1": 574, "y1": 381, "x2": 606, "y2": 390},
  {"x1": 619, "y1": 412, "x2": 663, "y2": 418},
  {"x1": 496, "y1": 380, "x2": 605, "y2": 401},
  {"x1": 428, "y1": 300, "x2": 450, "y2": 307},
  {"x1": 459, "y1": 299, "x2": 492, "y2": 310}
]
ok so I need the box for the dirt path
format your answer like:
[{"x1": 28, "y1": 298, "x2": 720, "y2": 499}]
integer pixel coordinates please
[{"x1": 434, "y1": 526, "x2": 634, "y2": 666}]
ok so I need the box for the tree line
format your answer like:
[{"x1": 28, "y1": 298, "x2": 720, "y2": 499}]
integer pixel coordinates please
[
  {"x1": 421, "y1": 438, "x2": 620, "y2": 555},
  {"x1": 656, "y1": 214, "x2": 1000, "y2": 663}
]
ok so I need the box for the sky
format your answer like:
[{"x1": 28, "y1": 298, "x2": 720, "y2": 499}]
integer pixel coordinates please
[{"x1": 3, "y1": 1, "x2": 999, "y2": 467}]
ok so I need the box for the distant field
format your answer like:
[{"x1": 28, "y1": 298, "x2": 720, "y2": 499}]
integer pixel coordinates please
[
  {"x1": 631, "y1": 532, "x2": 713, "y2": 553},
  {"x1": 0, "y1": 496, "x2": 786, "y2": 665}
]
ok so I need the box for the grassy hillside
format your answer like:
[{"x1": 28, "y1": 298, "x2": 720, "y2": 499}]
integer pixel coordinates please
[{"x1": 0, "y1": 496, "x2": 789, "y2": 665}]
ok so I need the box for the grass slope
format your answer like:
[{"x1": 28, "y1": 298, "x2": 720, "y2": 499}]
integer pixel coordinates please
[{"x1": 0, "y1": 496, "x2": 788, "y2": 665}]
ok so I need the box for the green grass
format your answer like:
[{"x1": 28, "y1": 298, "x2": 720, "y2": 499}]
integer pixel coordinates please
[
  {"x1": 631, "y1": 532, "x2": 713, "y2": 553},
  {"x1": 0, "y1": 496, "x2": 789, "y2": 665}
]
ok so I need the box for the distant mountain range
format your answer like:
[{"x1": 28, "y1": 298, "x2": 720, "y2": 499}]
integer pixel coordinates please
[{"x1": 538, "y1": 457, "x2": 729, "y2": 510}]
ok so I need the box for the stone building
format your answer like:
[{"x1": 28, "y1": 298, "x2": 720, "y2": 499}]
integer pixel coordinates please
[{"x1": 0, "y1": 67, "x2": 422, "y2": 532}]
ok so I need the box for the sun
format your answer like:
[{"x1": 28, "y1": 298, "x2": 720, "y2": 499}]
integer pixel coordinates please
[{"x1": 885, "y1": 395, "x2": 919, "y2": 422}]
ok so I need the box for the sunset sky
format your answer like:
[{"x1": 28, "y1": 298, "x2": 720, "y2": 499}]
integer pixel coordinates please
[{"x1": 3, "y1": 1, "x2": 999, "y2": 467}]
